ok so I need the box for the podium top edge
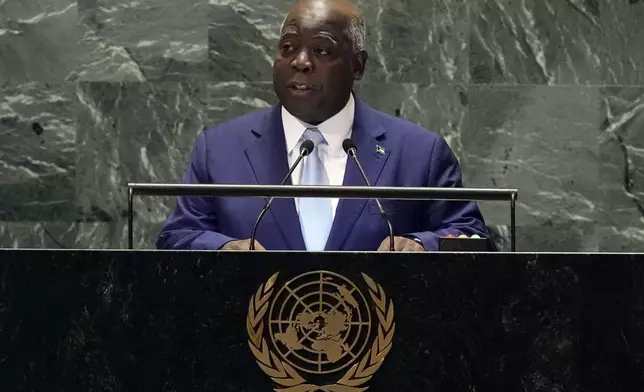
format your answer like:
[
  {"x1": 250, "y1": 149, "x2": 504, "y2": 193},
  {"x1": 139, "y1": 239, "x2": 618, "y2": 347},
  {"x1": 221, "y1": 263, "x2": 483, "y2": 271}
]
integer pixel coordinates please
[
  {"x1": 125, "y1": 183, "x2": 518, "y2": 201},
  {"x1": 126, "y1": 183, "x2": 518, "y2": 192}
]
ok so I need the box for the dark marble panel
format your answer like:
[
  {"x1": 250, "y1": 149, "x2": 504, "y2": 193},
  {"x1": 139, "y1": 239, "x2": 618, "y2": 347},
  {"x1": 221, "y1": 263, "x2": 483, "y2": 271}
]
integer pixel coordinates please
[
  {"x1": 0, "y1": 221, "x2": 162, "y2": 250},
  {"x1": 598, "y1": 87, "x2": 644, "y2": 252},
  {"x1": 356, "y1": 0, "x2": 470, "y2": 84},
  {"x1": 208, "y1": 0, "x2": 470, "y2": 84},
  {"x1": 355, "y1": 83, "x2": 468, "y2": 159},
  {"x1": 208, "y1": 5, "x2": 276, "y2": 82},
  {"x1": 598, "y1": 226, "x2": 644, "y2": 253},
  {"x1": 207, "y1": 81, "x2": 276, "y2": 125},
  {"x1": 206, "y1": 82, "x2": 468, "y2": 157},
  {"x1": 462, "y1": 86, "x2": 601, "y2": 247},
  {"x1": 73, "y1": 0, "x2": 209, "y2": 82},
  {"x1": 471, "y1": 0, "x2": 644, "y2": 85},
  {"x1": 0, "y1": 0, "x2": 79, "y2": 86},
  {"x1": 0, "y1": 222, "x2": 77, "y2": 249},
  {"x1": 1, "y1": 251, "x2": 644, "y2": 391},
  {"x1": 0, "y1": 250, "x2": 138, "y2": 390},
  {"x1": 74, "y1": 221, "x2": 162, "y2": 249},
  {"x1": 75, "y1": 81, "x2": 207, "y2": 225},
  {"x1": 0, "y1": 83, "x2": 77, "y2": 221},
  {"x1": 487, "y1": 220, "x2": 599, "y2": 252},
  {"x1": 70, "y1": 221, "x2": 162, "y2": 249},
  {"x1": 69, "y1": 81, "x2": 472, "y2": 249},
  {"x1": 490, "y1": 221, "x2": 598, "y2": 252},
  {"x1": 485, "y1": 224, "x2": 511, "y2": 251}
]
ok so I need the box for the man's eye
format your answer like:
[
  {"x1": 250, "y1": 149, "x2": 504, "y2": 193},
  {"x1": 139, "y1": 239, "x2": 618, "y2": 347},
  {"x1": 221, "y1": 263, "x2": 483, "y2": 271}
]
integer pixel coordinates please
[
  {"x1": 315, "y1": 47, "x2": 330, "y2": 56},
  {"x1": 281, "y1": 43, "x2": 295, "y2": 53}
]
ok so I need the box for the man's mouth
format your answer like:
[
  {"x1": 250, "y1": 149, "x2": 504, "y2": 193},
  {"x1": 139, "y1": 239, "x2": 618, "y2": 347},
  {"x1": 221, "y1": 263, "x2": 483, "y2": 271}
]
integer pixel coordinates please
[
  {"x1": 292, "y1": 84, "x2": 311, "y2": 90},
  {"x1": 289, "y1": 83, "x2": 314, "y2": 91},
  {"x1": 288, "y1": 83, "x2": 316, "y2": 96}
]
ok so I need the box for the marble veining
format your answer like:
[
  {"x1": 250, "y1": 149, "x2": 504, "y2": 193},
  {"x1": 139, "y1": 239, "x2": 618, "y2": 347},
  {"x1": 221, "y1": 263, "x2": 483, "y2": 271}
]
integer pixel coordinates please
[
  {"x1": 74, "y1": 0, "x2": 210, "y2": 82},
  {"x1": 471, "y1": 0, "x2": 644, "y2": 85},
  {"x1": 0, "y1": 0, "x2": 643, "y2": 250},
  {"x1": 1, "y1": 250, "x2": 644, "y2": 390}
]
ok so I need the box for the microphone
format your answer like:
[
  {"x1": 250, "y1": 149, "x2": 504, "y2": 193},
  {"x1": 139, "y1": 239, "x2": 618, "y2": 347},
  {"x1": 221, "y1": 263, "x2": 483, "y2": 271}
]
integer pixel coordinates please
[
  {"x1": 342, "y1": 138, "x2": 394, "y2": 251},
  {"x1": 249, "y1": 140, "x2": 315, "y2": 250}
]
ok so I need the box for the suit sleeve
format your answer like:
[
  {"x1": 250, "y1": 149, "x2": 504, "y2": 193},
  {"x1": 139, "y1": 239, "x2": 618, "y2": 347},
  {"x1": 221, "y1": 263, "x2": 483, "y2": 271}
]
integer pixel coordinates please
[
  {"x1": 405, "y1": 136, "x2": 492, "y2": 251},
  {"x1": 156, "y1": 131, "x2": 237, "y2": 250}
]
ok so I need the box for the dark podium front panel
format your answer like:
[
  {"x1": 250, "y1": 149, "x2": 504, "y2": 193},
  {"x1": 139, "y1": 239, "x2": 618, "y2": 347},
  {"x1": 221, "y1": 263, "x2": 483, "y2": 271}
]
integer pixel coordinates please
[{"x1": 1, "y1": 250, "x2": 643, "y2": 392}]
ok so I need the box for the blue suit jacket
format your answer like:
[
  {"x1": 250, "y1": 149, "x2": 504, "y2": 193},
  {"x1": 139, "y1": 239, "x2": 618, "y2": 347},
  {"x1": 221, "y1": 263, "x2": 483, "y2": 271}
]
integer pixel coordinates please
[{"x1": 157, "y1": 98, "x2": 489, "y2": 251}]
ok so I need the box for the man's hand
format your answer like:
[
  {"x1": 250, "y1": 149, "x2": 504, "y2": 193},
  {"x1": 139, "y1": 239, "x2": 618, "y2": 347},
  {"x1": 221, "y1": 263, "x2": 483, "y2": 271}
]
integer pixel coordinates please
[
  {"x1": 377, "y1": 236, "x2": 424, "y2": 252},
  {"x1": 220, "y1": 239, "x2": 266, "y2": 250}
]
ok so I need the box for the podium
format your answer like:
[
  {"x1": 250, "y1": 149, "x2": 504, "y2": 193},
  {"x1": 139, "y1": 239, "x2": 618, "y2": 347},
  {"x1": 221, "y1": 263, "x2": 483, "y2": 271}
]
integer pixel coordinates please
[
  {"x1": 1, "y1": 249, "x2": 644, "y2": 391},
  {"x1": 126, "y1": 183, "x2": 519, "y2": 251}
]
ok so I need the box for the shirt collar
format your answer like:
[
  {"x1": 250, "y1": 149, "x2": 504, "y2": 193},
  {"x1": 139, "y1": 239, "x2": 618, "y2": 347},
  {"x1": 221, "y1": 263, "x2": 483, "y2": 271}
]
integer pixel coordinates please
[{"x1": 282, "y1": 93, "x2": 355, "y2": 154}]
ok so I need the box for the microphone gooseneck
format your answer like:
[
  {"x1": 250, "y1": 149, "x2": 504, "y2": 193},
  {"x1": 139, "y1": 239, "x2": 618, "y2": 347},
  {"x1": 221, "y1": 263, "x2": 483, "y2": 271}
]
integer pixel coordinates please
[
  {"x1": 249, "y1": 140, "x2": 315, "y2": 250},
  {"x1": 342, "y1": 138, "x2": 395, "y2": 251}
]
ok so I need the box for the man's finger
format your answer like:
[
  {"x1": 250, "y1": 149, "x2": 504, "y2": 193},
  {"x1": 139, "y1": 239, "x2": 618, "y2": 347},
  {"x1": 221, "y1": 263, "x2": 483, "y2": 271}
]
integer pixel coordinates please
[
  {"x1": 221, "y1": 240, "x2": 242, "y2": 250},
  {"x1": 404, "y1": 240, "x2": 424, "y2": 252},
  {"x1": 392, "y1": 237, "x2": 407, "y2": 251},
  {"x1": 376, "y1": 238, "x2": 390, "y2": 251},
  {"x1": 253, "y1": 240, "x2": 267, "y2": 251},
  {"x1": 404, "y1": 243, "x2": 424, "y2": 252},
  {"x1": 221, "y1": 239, "x2": 263, "y2": 250},
  {"x1": 390, "y1": 237, "x2": 424, "y2": 252}
]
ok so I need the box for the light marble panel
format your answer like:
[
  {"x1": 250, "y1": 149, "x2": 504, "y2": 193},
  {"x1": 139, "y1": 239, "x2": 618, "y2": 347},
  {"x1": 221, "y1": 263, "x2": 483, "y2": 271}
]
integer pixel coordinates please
[
  {"x1": 0, "y1": 0, "x2": 80, "y2": 86},
  {"x1": 462, "y1": 85, "x2": 602, "y2": 250},
  {"x1": 471, "y1": 0, "x2": 644, "y2": 85},
  {"x1": 75, "y1": 81, "x2": 207, "y2": 228},
  {"x1": 74, "y1": 0, "x2": 209, "y2": 82},
  {"x1": 208, "y1": 0, "x2": 471, "y2": 84},
  {"x1": 598, "y1": 87, "x2": 644, "y2": 251},
  {"x1": 0, "y1": 82, "x2": 77, "y2": 222}
]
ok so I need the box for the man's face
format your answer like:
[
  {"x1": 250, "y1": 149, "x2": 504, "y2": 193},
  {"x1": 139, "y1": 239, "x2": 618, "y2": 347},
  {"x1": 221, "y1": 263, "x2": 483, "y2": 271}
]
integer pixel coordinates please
[{"x1": 272, "y1": 2, "x2": 367, "y2": 125}]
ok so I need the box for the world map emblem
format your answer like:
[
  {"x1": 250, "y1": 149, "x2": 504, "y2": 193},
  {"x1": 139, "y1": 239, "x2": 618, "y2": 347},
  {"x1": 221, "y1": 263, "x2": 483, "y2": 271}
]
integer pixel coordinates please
[{"x1": 246, "y1": 271, "x2": 395, "y2": 392}]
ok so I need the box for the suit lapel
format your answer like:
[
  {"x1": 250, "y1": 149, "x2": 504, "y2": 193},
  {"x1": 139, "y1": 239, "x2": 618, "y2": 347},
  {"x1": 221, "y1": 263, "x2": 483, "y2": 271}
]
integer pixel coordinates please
[
  {"x1": 244, "y1": 107, "x2": 306, "y2": 250},
  {"x1": 325, "y1": 100, "x2": 390, "y2": 251}
]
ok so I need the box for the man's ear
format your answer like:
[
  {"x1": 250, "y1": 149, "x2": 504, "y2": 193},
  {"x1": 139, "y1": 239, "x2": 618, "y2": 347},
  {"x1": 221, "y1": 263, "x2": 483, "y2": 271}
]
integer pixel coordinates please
[{"x1": 353, "y1": 50, "x2": 368, "y2": 81}]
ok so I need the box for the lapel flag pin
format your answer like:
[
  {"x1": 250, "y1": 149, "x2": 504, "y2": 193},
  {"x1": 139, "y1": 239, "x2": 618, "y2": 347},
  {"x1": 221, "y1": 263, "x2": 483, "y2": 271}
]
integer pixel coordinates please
[{"x1": 376, "y1": 145, "x2": 385, "y2": 155}]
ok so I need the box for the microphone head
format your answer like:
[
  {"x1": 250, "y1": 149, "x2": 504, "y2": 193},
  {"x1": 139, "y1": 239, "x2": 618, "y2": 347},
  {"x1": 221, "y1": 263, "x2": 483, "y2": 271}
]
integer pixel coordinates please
[
  {"x1": 300, "y1": 139, "x2": 314, "y2": 156},
  {"x1": 342, "y1": 138, "x2": 357, "y2": 155}
]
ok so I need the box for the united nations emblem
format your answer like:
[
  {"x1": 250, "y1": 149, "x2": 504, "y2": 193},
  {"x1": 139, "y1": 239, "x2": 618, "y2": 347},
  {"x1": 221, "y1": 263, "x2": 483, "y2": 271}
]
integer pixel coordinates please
[{"x1": 246, "y1": 271, "x2": 395, "y2": 391}]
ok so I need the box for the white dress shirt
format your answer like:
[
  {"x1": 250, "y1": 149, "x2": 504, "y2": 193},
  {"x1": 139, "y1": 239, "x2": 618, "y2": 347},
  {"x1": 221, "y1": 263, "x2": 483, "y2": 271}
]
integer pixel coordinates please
[{"x1": 282, "y1": 93, "x2": 355, "y2": 219}]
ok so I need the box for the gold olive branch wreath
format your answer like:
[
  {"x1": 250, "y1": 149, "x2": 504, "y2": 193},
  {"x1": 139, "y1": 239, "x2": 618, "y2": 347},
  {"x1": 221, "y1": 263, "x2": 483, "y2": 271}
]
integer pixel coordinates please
[{"x1": 246, "y1": 272, "x2": 395, "y2": 392}]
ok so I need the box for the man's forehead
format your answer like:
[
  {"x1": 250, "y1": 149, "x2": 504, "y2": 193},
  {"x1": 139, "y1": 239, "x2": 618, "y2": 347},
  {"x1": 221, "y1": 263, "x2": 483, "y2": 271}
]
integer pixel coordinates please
[
  {"x1": 281, "y1": 8, "x2": 350, "y2": 36},
  {"x1": 290, "y1": 0, "x2": 359, "y2": 17},
  {"x1": 284, "y1": 0, "x2": 357, "y2": 30},
  {"x1": 280, "y1": 21, "x2": 345, "y2": 36}
]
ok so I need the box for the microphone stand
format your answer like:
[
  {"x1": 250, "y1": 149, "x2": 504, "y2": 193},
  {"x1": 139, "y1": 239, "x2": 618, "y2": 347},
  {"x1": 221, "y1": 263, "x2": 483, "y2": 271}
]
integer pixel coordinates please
[
  {"x1": 346, "y1": 147, "x2": 395, "y2": 252},
  {"x1": 249, "y1": 142, "x2": 313, "y2": 250}
]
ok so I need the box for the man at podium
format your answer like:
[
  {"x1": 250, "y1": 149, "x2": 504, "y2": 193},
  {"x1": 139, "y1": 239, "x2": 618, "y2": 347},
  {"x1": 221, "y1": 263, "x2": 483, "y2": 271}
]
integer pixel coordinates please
[{"x1": 157, "y1": 0, "x2": 489, "y2": 252}]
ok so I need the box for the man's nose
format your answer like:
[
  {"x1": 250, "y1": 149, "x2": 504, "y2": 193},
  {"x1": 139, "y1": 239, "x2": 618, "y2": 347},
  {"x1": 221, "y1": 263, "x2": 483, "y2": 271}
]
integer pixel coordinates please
[{"x1": 291, "y1": 48, "x2": 313, "y2": 72}]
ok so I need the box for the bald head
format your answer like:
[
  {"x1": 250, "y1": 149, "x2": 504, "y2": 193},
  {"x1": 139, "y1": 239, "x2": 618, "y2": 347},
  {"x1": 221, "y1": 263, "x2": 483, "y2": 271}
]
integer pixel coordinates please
[
  {"x1": 281, "y1": 0, "x2": 366, "y2": 53},
  {"x1": 289, "y1": 0, "x2": 361, "y2": 19},
  {"x1": 273, "y1": 0, "x2": 368, "y2": 124}
]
